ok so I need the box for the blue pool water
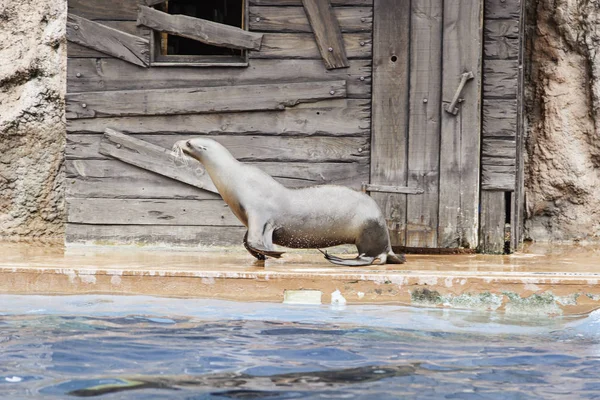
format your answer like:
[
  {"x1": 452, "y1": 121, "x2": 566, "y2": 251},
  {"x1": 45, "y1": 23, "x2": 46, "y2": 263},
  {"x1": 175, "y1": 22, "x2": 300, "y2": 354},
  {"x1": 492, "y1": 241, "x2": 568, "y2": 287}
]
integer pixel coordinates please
[{"x1": 1, "y1": 295, "x2": 600, "y2": 399}]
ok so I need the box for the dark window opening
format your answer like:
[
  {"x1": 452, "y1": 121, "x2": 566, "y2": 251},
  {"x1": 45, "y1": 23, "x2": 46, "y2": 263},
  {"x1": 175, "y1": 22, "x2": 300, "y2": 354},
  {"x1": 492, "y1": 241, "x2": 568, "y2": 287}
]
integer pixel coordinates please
[
  {"x1": 152, "y1": 0, "x2": 246, "y2": 65},
  {"x1": 504, "y1": 191, "x2": 512, "y2": 254}
]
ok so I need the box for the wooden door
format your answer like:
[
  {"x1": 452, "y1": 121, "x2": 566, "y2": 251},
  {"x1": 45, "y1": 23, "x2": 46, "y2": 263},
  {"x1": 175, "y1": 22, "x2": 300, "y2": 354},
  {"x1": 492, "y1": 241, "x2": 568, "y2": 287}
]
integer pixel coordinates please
[{"x1": 370, "y1": 0, "x2": 482, "y2": 250}]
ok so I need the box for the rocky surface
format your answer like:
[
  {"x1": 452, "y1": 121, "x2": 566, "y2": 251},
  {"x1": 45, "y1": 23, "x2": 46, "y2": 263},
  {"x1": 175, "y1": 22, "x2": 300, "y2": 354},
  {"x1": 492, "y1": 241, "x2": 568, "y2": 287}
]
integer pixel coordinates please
[
  {"x1": 525, "y1": 0, "x2": 600, "y2": 241},
  {"x1": 0, "y1": 0, "x2": 66, "y2": 238}
]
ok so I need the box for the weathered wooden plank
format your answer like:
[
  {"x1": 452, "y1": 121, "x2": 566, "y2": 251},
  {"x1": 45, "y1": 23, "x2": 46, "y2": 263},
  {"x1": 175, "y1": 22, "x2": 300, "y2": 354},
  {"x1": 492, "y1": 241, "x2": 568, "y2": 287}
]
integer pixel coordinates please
[
  {"x1": 67, "y1": 99, "x2": 370, "y2": 136},
  {"x1": 66, "y1": 224, "x2": 246, "y2": 247},
  {"x1": 481, "y1": 156, "x2": 515, "y2": 166},
  {"x1": 137, "y1": 6, "x2": 263, "y2": 51},
  {"x1": 438, "y1": 0, "x2": 482, "y2": 249},
  {"x1": 485, "y1": 19, "x2": 519, "y2": 59},
  {"x1": 370, "y1": 0, "x2": 411, "y2": 247},
  {"x1": 405, "y1": 0, "x2": 443, "y2": 248},
  {"x1": 482, "y1": 139, "x2": 516, "y2": 159},
  {"x1": 482, "y1": 99, "x2": 518, "y2": 137},
  {"x1": 66, "y1": 81, "x2": 347, "y2": 119},
  {"x1": 67, "y1": 14, "x2": 149, "y2": 67},
  {"x1": 479, "y1": 191, "x2": 506, "y2": 254},
  {"x1": 99, "y1": 128, "x2": 218, "y2": 193},
  {"x1": 68, "y1": 0, "x2": 139, "y2": 20},
  {"x1": 250, "y1": 0, "x2": 371, "y2": 5},
  {"x1": 67, "y1": 58, "x2": 371, "y2": 98},
  {"x1": 67, "y1": 134, "x2": 370, "y2": 163},
  {"x1": 481, "y1": 165, "x2": 516, "y2": 191},
  {"x1": 483, "y1": 60, "x2": 518, "y2": 98},
  {"x1": 485, "y1": 0, "x2": 521, "y2": 19},
  {"x1": 67, "y1": 99, "x2": 370, "y2": 135},
  {"x1": 301, "y1": 0, "x2": 349, "y2": 69},
  {"x1": 249, "y1": 33, "x2": 371, "y2": 59},
  {"x1": 67, "y1": 21, "x2": 142, "y2": 58},
  {"x1": 513, "y1": 0, "x2": 526, "y2": 251},
  {"x1": 485, "y1": 19, "x2": 520, "y2": 39},
  {"x1": 249, "y1": 7, "x2": 372, "y2": 33},
  {"x1": 145, "y1": 0, "x2": 167, "y2": 6},
  {"x1": 66, "y1": 159, "x2": 369, "y2": 199},
  {"x1": 66, "y1": 198, "x2": 243, "y2": 226},
  {"x1": 485, "y1": 35, "x2": 519, "y2": 59},
  {"x1": 70, "y1": 32, "x2": 371, "y2": 60}
]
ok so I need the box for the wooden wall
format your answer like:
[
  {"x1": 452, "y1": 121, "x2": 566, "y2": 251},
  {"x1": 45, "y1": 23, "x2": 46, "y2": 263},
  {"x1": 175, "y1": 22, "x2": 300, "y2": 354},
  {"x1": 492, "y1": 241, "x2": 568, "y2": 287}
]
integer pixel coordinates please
[
  {"x1": 479, "y1": 0, "x2": 523, "y2": 253},
  {"x1": 65, "y1": 0, "x2": 373, "y2": 246}
]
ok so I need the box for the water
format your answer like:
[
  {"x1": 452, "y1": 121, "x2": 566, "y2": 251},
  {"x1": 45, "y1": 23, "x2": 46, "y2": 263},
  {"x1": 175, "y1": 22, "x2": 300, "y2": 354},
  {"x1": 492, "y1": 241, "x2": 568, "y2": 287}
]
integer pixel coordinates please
[{"x1": 1, "y1": 295, "x2": 600, "y2": 399}]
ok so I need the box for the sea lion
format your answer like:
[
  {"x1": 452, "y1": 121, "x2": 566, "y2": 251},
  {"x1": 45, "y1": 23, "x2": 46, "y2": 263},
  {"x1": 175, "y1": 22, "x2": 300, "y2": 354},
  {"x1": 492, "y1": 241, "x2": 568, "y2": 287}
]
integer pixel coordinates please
[{"x1": 172, "y1": 138, "x2": 405, "y2": 266}]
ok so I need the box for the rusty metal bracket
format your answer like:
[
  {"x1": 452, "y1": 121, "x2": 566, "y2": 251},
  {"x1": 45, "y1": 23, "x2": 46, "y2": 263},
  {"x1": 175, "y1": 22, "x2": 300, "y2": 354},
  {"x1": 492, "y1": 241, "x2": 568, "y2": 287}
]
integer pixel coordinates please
[
  {"x1": 444, "y1": 71, "x2": 474, "y2": 116},
  {"x1": 361, "y1": 183, "x2": 424, "y2": 195}
]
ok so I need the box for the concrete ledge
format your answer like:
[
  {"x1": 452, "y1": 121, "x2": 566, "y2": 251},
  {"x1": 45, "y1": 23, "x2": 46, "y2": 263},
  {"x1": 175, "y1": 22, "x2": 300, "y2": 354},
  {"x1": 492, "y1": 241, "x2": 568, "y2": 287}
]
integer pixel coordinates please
[{"x1": 2, "y1": 243, "x2": 600, "y2": 315}]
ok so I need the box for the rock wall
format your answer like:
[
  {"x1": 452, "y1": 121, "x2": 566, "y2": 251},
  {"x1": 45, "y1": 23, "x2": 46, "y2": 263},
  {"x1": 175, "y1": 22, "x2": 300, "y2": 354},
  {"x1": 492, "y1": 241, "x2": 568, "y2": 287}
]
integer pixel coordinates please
[
  {"x1": 525, "y1": 0, "x2": 600, "y2": 241},
  {"x1": 0, "y1": 0, "x2": 66, "y2": 238}
]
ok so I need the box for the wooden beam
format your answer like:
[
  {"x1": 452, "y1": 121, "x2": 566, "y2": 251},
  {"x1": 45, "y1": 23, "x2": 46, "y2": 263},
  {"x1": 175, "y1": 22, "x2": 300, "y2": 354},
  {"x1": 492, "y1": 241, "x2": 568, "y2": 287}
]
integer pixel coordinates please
[
  {"x1": 66, "y1": 159, "x2": 369, "y2": 199},
  {"x1": 67, "y1": 198, "x2": 242, "y2": 226},
  {"x1": 68, "y1": 0, "x2": 138, "y2": 20},
  {"x1": 137, "y1": 6, "x2": 263, "y2": 51},
  {"x1": 99, "y1": 128, "x2": 219, "y2": 194},
  {"x1": 66, "y1": 14, "x2": 149, "y2": 67},
  {"x1": 362, "y1": 184, "x2": 423, "y2": 195},
  {"x1": 249, "y1": 7, "x2": 372, "y2": 33},
  {"x1": 301, "y1": 0, "x2": 349, "y2": 69},
  {"x1": 66, "y1": 224, "x2": 246, "y2": 247},
  {"x1": 249, "y1": 33, "x2": 371, "y2": 59},
  {"x1": 66, "y1": 58, "x2": 372, "y2": 98},
  {"x1": 68, "y1": 134, "x2": 370, "y2": 163},
  {"x1": 370, "y1": 0, "x2": 411, "y2": 247},
  {"x1": 66, "y1": 80, "x2": 347, "y2": 119},
  {"x1": 67, "y1": 99, "x2": 370, "y2": 136}
]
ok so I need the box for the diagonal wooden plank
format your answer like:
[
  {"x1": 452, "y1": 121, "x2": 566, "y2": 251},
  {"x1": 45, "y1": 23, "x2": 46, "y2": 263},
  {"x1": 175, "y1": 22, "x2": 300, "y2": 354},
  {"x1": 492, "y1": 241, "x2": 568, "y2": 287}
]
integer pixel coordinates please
[
  {"x1": 137, "y1": 6, "x2": 263, "y2": 51},
  {"x1": 66, "y1": 14, "x2": 149, "y2": 67},
  {"x1": 301, "y1": 0, "x2": 349, "y2": 69},
  {"x1": 99, "y1": 128, "x2": 219, "y2": 194},
  {"x1": 66, "y1": 80, "x2": 347, "y2": 119}
]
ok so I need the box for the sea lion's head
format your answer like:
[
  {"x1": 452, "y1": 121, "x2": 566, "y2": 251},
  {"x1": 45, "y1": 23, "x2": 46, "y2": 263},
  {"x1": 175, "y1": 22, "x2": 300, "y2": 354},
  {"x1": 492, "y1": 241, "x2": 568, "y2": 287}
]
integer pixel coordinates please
[{"x1": 172, "y1": 138, "x2": 228, "y2": 164}]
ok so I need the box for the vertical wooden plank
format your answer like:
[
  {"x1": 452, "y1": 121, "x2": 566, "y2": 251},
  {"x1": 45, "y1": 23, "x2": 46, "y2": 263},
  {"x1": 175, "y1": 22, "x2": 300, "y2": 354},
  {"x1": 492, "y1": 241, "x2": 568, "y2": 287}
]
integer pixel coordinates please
[
  {"x1": 370, "y1": 0, "x2": 411, "y2": 247},
  {"x1": 438, "y1": 1, "x2": 482, "y2": 249},
  {"x1": 512, "y1": 0, "x2": 526, "y2": 251},
  {"x1": 405, "y1": 0, "x2": 443, "y2": 248},
  {"x1": 479, "y1": 190, "x2": 506, "y2": 254},
  {"x1": 301, "y1": 0, "x2": 349, "y2": 69}
]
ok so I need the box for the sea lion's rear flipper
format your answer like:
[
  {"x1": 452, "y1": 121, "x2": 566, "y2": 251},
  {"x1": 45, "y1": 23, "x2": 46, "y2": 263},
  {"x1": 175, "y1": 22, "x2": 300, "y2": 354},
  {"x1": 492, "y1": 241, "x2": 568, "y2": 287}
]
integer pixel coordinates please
[
  {"x1": 318, "y1": 249, "x2": 376, "y2": 267},
  {"x1": 387, "y1": 251, "x2": 406, "y2": 264}
]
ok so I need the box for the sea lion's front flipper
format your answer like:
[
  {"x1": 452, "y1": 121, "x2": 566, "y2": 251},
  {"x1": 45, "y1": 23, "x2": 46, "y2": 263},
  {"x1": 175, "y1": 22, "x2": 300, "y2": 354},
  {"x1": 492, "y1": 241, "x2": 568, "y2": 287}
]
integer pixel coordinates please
[
  {"x1": 318, "y1": 249, "x2": 376, "y2": 267},
  {"x1": 243, "y1": 231, "x2": 266, "y2": 260},
  {"x1": 245, "y1": 219, "x2": 285, "y2": 259}
]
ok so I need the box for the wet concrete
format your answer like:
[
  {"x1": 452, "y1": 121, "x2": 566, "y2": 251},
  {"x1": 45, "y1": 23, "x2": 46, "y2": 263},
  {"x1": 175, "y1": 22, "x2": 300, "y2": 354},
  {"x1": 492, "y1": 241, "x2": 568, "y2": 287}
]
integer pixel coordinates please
[{"x1": 1, "y1": 242, "x2": 600, "y2": 315}]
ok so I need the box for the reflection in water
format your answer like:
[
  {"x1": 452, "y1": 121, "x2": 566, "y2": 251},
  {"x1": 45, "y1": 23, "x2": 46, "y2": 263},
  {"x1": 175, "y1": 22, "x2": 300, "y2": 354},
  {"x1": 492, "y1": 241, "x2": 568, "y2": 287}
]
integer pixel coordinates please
[
  {"x1": 67, "y1": 364, "x2": 419, "y2": 397},
  {"x1": 1, "y1": 297, "x2": 600, "y2": 399}
]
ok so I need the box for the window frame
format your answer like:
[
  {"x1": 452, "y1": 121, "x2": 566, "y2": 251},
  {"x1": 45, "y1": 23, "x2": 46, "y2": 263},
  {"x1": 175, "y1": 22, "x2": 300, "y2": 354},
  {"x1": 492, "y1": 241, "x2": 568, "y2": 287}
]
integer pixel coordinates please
[{"x1": 148, "y1": 0, "x2": 249, "y2": 68}]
